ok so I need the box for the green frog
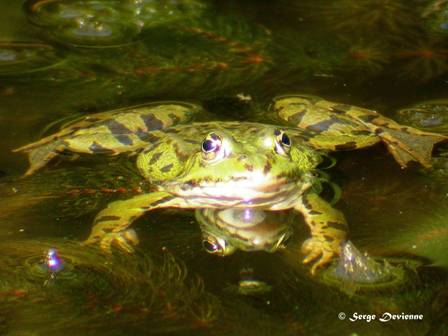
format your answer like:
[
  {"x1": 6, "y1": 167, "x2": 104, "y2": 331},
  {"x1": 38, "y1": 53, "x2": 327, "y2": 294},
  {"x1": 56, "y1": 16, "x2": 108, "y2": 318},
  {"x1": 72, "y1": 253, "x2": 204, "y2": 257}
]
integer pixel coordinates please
[{"x1": 13, "y1": 95, "x2": 446, "y2": 274}]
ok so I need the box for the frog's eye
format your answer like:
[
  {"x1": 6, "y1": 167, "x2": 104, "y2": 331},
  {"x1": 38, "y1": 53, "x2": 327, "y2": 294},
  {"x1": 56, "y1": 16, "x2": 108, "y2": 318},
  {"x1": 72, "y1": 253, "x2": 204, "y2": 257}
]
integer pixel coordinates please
[
  {"x1": 202, "y1": 238, "x2": 224, "y2": 255},
  {"x1": 201, "y1": 133, "x2": 223, "y2": 160},
  {"x1": 274, "y1": 129, "x2": 291, "y2": 155}
]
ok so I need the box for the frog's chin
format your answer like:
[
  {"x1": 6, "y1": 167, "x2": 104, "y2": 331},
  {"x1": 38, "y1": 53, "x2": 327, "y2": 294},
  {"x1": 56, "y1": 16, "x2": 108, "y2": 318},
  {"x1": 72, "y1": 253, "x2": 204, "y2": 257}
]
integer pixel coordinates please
[{"x1": 165, "y1": 177, "x2": 302, "y2": 209}]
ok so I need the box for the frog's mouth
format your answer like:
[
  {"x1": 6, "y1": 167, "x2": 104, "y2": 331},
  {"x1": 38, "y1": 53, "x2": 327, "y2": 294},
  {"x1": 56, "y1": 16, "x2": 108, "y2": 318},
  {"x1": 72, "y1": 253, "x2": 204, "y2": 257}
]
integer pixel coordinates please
[{"x1": 165, "y1": 173, "x2": 302, "y2": 209}]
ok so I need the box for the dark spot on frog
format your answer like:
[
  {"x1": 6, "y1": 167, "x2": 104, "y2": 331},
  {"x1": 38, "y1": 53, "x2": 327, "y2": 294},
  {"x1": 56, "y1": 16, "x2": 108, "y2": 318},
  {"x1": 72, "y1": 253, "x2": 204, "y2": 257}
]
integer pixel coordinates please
[
  {"x1": 327, "y1": 221, "x2": 347, "y2": 231},
  {"x1": 323, "y1": 234, "x2": 335, "y2": 242},
  {"x1": 308, "y1": 210, "x2": 323, "y2": 215},
  {"x1": 244, "y1": 164, "x2": 254, "y2": 171},
  {"x1": 287, "y1": 111, "x2": 306, "y2": 125},
  {"x1": 305, "y1": 117, "x2": 340, "y2": 132},
  {"x1": 95, "y1": 215, "x2": 121, "y2": 224},
  {"x1": 334, "y1": 141, "x2": 358, "y2": 151},
  {"x1": 149, "y1": 152, "x2": 162, "y2": 165},
  {"x1": 141, "y1": 113, "x2": 164, "y2": 131},
  {"x1": 168, "y1": 113, "x2": 181, "y2": 124},
  {"x1": 89, "y1": 142, "x2": 115, "y2": 154},
  {"x1": 105, "y1": 120, "x2": 132, "y2": 134},
  {"x1": 301, "y1": 196, "x2": 312, "y2": 210},
  {"x1": 115, "y1": 134, "x2": 134, "y2": 146},
  {"x1": 332, "y1": 104, "x2": 352, "y2": 113},
  {"x1": 160, "y1": 163, "x2": 173, "y2": 173},
  {"x1": 146, "y1": 196, "x2": 174, "y2": 207},
  {"x1": 67, "y1": 126, "x2": 81, "y2": 133},
  {"x1": 135, "y1": 128, "x2": 150, "y2": 141},
  {"x1": 351, "y1": 130, "x2": 372, "y2": 136},
  {"x1": 359, "y1": 114, "x2": 376, "y2": 123},
  {"x1": 263, "y1": 161, "x2": 272, "y2": 174}
]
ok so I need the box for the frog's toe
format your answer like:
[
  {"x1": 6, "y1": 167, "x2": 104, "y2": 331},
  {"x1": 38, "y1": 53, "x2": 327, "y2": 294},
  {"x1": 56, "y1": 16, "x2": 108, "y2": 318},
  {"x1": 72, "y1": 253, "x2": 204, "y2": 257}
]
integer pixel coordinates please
[
  {"x1": 301, "y1": 237, "x2": 338, "y2": 275},
  {"x1": 84, "y1": 229, "x2": 140, "y2": 254}
]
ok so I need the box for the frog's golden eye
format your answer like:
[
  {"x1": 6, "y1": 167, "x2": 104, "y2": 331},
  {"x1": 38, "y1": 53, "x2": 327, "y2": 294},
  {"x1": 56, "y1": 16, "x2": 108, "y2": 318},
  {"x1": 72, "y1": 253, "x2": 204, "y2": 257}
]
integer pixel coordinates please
[
  {"x1": 201, "y1": 132, "x2": 222, "y2": 160},
  {"x1": 274, "y1": 129, "x2": 291, "y2": 155}
]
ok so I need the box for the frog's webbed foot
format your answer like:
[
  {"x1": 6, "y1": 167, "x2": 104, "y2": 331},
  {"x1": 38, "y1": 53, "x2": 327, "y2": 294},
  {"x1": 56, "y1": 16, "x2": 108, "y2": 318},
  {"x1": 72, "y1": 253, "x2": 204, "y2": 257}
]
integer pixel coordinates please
[
  {"x1": 360, "y1": 120, "x2": 447, "y2": 168},
  {"x1": 84, "y1": 192, "x2": 181, "y2": 253},
  {"x1": 301, "y1": 236, "x2": 340, "y2": 275},
  {"x1": 84, "y1": 229, "x2": 139, "y2": 254},
  {"x1": 295, "y1": 191, "x2": 347, "y2": 275},
  {"x1": 13, "y1": 140, "x2": 66, "y2": 177}
]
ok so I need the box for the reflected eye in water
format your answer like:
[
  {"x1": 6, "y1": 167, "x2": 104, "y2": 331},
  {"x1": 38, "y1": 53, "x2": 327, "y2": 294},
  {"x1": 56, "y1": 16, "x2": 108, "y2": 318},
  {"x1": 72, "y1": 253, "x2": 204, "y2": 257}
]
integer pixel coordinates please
[
  {"x1": 202, "y1": 238, "x2": 223, "y2": 254},
  {"x1": 218, "y1": 208, "x2": 266, "y2": 227}
]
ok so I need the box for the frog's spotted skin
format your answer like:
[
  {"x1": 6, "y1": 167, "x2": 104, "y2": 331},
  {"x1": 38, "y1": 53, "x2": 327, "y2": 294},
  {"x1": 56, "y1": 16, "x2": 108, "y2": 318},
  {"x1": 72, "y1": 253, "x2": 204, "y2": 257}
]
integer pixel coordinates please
[
  {"x1": 14, "y1": 95, "x2": 447, "y2": 274},
  {"x1": 13, "y1": 102, "x2": 201, "y2": 176},
  {"x1": 272, "y1": 95, "x2": 446, "y2": 168}
]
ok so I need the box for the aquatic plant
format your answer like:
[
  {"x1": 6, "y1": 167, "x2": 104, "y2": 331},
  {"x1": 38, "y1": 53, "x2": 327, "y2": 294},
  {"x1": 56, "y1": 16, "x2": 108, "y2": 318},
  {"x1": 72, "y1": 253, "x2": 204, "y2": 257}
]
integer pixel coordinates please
[
  {"x1": 394, "y1": 39, "x2": 448, "y2": 82},
  {"x1": 321, "y1": 0, "x2": 419, "y2": 40},
  {"x1": 128, "y1": 16, "x2": 272, "y2": 94},
  {"x1": 0, "y1": 239, "x2": 221, "y2": 334},
  {"x1": 340, "y1": 40, "x2": 391, "y2": 77}
]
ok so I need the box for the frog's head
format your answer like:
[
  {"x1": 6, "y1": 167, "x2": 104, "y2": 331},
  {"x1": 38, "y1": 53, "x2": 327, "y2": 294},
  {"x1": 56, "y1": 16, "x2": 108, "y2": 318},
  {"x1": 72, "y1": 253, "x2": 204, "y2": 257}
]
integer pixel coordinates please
[{"x1": 138, "y1": 123, "x2": 321, "y2": 208}]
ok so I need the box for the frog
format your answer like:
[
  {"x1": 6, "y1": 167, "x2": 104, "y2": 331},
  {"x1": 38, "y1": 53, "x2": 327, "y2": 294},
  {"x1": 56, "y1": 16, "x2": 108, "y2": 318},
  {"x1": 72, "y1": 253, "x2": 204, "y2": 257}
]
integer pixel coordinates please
[
  {"x1": 13, "y1": 95, "x2": 447, "y2": 274},
  {"x1": 196, "y1": 208, "x2": 294, "y2": 256}
]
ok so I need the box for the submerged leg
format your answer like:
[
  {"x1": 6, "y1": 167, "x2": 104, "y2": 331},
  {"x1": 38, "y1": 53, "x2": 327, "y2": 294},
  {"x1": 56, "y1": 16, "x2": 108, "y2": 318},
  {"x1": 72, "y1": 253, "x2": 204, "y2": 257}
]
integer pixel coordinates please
[
  {"x1": 84, "y1": 191, "x2": 188, "y2": 253},
  {"x1": 295, "y1": 191, "x2": 348, "y2": 275},
  {"x1": 272, "y1": 95, "x2": 447, "y2": 168},
  {"x1": 14, "y1": 103, "x2": 201, "y2": 176}
]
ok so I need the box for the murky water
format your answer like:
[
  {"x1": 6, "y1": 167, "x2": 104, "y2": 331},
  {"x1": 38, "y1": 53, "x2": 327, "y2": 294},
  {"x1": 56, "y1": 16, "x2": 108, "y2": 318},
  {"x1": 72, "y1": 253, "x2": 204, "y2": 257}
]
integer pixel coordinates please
[{"x1": 1, "y1": 1, "x2": 448, "y2": 335}]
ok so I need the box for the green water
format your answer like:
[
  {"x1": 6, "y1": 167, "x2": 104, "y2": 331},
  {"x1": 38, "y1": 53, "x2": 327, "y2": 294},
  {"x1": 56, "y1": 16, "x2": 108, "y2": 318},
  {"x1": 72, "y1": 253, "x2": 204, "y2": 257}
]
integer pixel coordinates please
[{"x1": 1, "y1": 1, "x2": 448, "y2": 335}]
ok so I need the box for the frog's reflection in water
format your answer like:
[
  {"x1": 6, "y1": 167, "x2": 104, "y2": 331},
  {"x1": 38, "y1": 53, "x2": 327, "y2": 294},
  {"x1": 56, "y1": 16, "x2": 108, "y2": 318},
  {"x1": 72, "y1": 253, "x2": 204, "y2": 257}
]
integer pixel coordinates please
[
  {"x1": 196, "y1": 208, "x2": 293, "y2": 256},
  {"x1": 196, "y1": 207, "x2": 409, "y2": 293}
]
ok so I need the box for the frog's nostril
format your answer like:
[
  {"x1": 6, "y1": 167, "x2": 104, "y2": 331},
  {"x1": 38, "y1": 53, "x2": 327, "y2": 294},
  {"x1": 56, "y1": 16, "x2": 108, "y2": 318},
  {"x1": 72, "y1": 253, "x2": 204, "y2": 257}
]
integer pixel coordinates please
[{"x1": 238, "y1": 154, "x2": 248, "y2": 161}]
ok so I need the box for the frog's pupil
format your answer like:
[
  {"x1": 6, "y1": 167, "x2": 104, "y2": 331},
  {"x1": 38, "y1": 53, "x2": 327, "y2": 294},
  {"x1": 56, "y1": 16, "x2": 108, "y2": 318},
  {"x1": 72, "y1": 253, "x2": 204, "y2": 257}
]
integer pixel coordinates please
[
  {"x1": 281, "y1": 133, "x2": 291, "y2": 146},
  {"x1": 202, "y1": 139, "x2": 216, "y2": 152}
]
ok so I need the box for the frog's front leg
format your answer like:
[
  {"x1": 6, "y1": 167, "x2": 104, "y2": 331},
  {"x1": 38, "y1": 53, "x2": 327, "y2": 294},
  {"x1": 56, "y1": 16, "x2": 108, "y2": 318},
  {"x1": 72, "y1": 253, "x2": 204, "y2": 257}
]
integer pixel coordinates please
[
  {"x1": 84, "y1": 191, "x2": 188, "y2": 253},
  {"x1": 295, "y1": 191, "x2": 347, "y2": 275}
]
